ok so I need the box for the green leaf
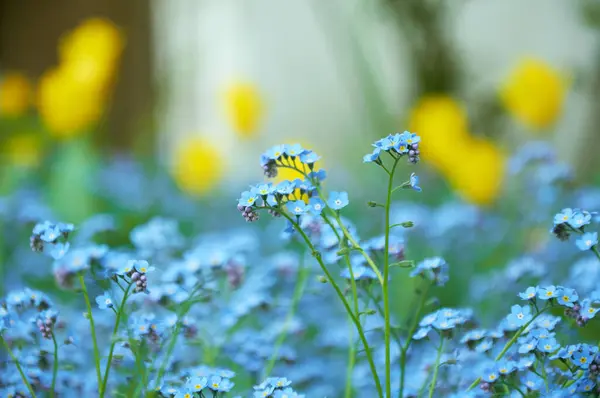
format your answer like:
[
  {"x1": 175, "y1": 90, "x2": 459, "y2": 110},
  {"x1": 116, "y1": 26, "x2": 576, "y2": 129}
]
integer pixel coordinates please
[{"x1": 389, "y1": 260, "x2": 415, "y2": 269}]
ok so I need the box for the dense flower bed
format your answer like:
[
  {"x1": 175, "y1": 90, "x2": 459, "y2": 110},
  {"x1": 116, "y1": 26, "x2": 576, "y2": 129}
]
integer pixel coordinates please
[{"x1": 1, "y1": 133, "x2": 600, "y2": 397}]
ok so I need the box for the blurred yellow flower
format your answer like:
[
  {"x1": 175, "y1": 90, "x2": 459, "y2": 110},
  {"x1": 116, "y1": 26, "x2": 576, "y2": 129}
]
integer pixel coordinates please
[
  {"x1": 171, "y1": 137, "x2": 224, "y2": 197},
  {"x1": 37, "y1": 17, "x2": 123, "y2": 138},
  {"x1": 408, "y1": 95, "x2": 469, "y2": 174},
  {"x1": 59, "y1": 17, "x2": 124, "y2": 94},
  {"x1": 0, "y1": 72, "x2": 31, "y2": 117},
  {"x1": 37, "y1": 68, "x2": 104, "y2": 138},
  {"x1": 445, "y1": 137, "x2": 506, "y2": 206},
  {"x1": 3, "y1": 134, "x2": 43, "y2": 168},
  {"x1": 500, "y1": 58, "x2": 567, "y2": 129},
  {"x1": 224, "y1": 83, "x2": 264, "y2": 138}
]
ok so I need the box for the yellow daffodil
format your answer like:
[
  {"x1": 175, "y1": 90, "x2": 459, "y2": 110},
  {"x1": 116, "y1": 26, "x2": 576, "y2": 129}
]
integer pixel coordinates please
[
  {"x1": 224, "y1": 83, "x2": 264, "y2": 138},
  {"x1": 171, "y1": 136, "x2": 224, "y2": 197},
  {"x1": 445, "y1": 137, "x2": 506, "y2": 206},
  {"x1": 408, "y1": 95, "x2": 470, "y2": 174},
  {"x1": 500, "y1": 58, "x2": 567, "y2": 129},
  {"x1": 2, "y1": 133, "x2": 43, "y2": 168},
  {"x1": 0, "y1": 72, "x2": 31, "y2": 117}
]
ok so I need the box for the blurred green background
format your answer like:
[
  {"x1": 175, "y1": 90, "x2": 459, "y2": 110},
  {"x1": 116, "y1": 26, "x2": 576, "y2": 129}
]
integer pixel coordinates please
[{"x1": 1, "y1": 0, "x2": 600, "y2": 220}]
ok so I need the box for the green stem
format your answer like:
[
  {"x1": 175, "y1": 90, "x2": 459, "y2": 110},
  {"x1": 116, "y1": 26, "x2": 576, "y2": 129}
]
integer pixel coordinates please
[
  {"x1": 99, "y1": 283, "x2": 133, "y2": 398},
  {"x1": 153, "y1": 286, "x2": 201, "y2": 389},
  {"x1": 281, "y1": 213, "x2": 383, "y2": 398},
  {"x1": 345, "y1": 317, "x2": 356, "y2": 398},
  {"x1": 539, "y1": 356, "x2": 549, "y2": 392},
  {"x1": 78, "y1": 273, "x2": 102, "y2": 389},
  {"x1": 51, "y1": 333, "x2": 59, "y2": 397},
  {"x1": 399, "y1": 282, "x2": 431, "y2": 398},
  {"x1": 383, "y1": 157, "x2": 400, "y2": 397},
  {"x1": 343, "y1": 251, "x2": 360, "y2": 398},
  {"x1": 263, "y1": 260, "x2": 308, "y2": 378},
  {"x1": 467, "y1": 307, "x2": 548, "y2": 391},
  {"x1": 1, "y1": 335, "x2": 37, "y2": 398},
  {"x1": 427, "y1": 337, "x2": 445, "y2": 398},
  {"x1": 591, "y1": 245, "x2": 600, "y2": 262}
]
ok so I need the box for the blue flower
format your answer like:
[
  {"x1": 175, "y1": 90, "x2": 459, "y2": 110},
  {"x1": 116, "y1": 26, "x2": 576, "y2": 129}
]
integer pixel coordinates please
[
  {"x1": 95, "y1": 292, "x2": 114, "y2": 310},
  {"x1": 239, "y1": 191, "x2": 258, "y2": 207},
  {"x1": 481, "y1": 368, "x2": 499, "y2": 383},
  {"x1": 576, "y1": 232, "x2": 598, "y2": 251},
  {"x1": 537, "y1": 337, "x2": 560, "y2": 353},
  {"x1": 327, "y1": 191, "x2": 349, "y2": 210},
  {"x1": 286, "y1": 201, "x2": 308, "y2": 216},
  {"x1": 518, "y1": 338, "x2": 537, "y2": 354},
  {"x1": 253, "y1": 183, "x2": 275, "y2": 196},
  {"x1": 409, "y1": 173, "x2": 422, "y2": 192},
  {"x1": 308, "y1": 197, "x2": 325, "y2": 215},
  {"x1": 569, "y1": 211, "x2": 592, "y2": 228},
  {"x1": 554, "y1": 208, "x2": 574, "y2": 225},
  {"x1": 265, "y1": 145, "x2": 286, "y2": 160},
  {"x1": 506, "y1": 304, "x2": 532, "y2": 326},
  {"x1": 475, "y1": 339, "x2": 494, "y2": 353},
  {"x1": 40, "y1": 225, "x2": 61, "y2": 243},
  {"x1": 557, "y1": 287, "x2": 579, "y2": 307},
  {"x1": 276, "y1": 180, "x2": 295, "y2": 195},
  {"x1": 496, "y1": 360, "x2": 516, "y2": 375},
  {"x1": 581, "y1": 299, "x2": 599, "y2": 319},
  {"x1": 273, "y1": 388, "x2": 303, "y2": 398},
  {"x1": 174, "y1": 389, "x2": 194, "y2": 398},
  {"x1": 521, "y1": 375, "x2": 544, "y2": 391},
  {"x1": 518, "y1": 286, "x2": 538, "y2": 300},
  {"x1": 573, "y1": 345, "x2": 597, "y2": 369},
  {"x1": 363, "y1": 148, "x2": 381, "y2": 163},
  {"x1": 186, "y1": 376, "x2": 208, "y2": 391},
  {"x1": 577, "y1": 378, "x2": 596, "y2": 393},
  {"x1": 460, "y1": 329, "x2": 486, "y2": 344},
  {"x1": 412, "y1": 327, "x2": 431, "y2": 340},
  {"x1": 299, "y1": 151, "x2": 320, "y2": 164},
  {"x1": 285, "y1": 144, "x2": 305, "y2": 158},
  {"x1": 373, "y1": 136, "x2": 394, "y2": 151},
  {"x1": 538, "y1": 285, "x2": 559, "y2": 300},
  {"x1": 49, "y1": 242, "x2": 70, "y2": 260}
]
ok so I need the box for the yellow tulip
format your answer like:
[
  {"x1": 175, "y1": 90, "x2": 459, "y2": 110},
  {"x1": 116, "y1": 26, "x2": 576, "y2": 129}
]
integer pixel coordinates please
[
  {"x1": 500, "y1": 58, "x2": 567, "y2": 129},
  {"x1": 408, "y1": 95, "x2": 470, "y2": 174},
  {"x1": 0, "y1": 72, "x2": 31, "y2": 117},
  {"x1": 59, "y1": 17, "x2": 124, "y2": 93},
  {"x1": 37, "y1": 68, "x2": 104, "y2": 138},
  {"x1": 445, "y1": 137, "x2": 506, "y2": 206},
  {"x1": 171, "y1": 137, "x2": 225, "y2": 197},
  {"x1": 224, "y1": 83, "x2": 264, "y2": 138}
]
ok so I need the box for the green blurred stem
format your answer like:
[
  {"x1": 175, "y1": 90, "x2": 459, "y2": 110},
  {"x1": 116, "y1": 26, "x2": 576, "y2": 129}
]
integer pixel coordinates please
[
  {"x1": 79, "y1": 273, "x2": 102, "y2": 388},
  {"x1": 345, "y1": 317, "x2": 356, "y2": 398},
  {"x1": 427, "y1": 337, "x2": 444, "y2": 398},
  {"x1": 1, "y1": 335, "x2": 37, "y2": 398},
  {"x1": 263, "y1": 258, "x2": 308, "y2": 378},
  {"x1": 276, "y1": 211, "x2": 383, "y2": 398},
  {"x1": 153, "y1": 286, "x2": 201, "y2": 390},
  {"x1": 467, "y1": 306, "x2": 549, "y2": 391},
  {"x1": 99, "y1": 282, "x2": 133, "y2": 398},
  {"x1": 51, "y1": 332, "x2": 59, "y2": 398},
  {"x1": 399, "y1": 282, "x2": 430, "y2": 398},
  {"x1": 383, "y1": 156, "x2": 401, "y2": 397}
]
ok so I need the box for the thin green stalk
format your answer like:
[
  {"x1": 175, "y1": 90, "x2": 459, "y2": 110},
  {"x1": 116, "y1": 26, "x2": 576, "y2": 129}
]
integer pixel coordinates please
[
  {"x1": 280, "y1": 213, "x2": 383, "y2": 398},
  {"x1": 342, "y1": 251, "x2": 360, "y2": 398},
  {"x1": 467, "y1": 307, "x2": 548, "y2": 391},
  {"x1": 78, "y1": 273, "x2": 102, "y2": 388},
  {"x1": 399, "y1": 282, "x2": 430, "y2": 398},
  {"x1": 153, "y1": 286, "x2": 201, "y2": 389},
  {"x1": 263, "y1": 260, "x2": 308, "y2": 377},
  {"x1": 428, "y1": 337, "x2": 445, "y2": 398},
  {"x1": 539, "y1": 356, "x2": 549, "y2": 392},
  {"x1": 99, "y1": 283, "x2": 133, "y2": 397},
  {"x1": 383, "y1": 157, "x2": 401, "y2": 397},
  {"x1": 51, "y1": 333, "x2": 59, "y2": 397},
  {"x1": 345, "y1": 317, "x2": 356, "y2": 398},
  {"x1": 1, "y1": 335, "x2": 37, "y2": 398}
]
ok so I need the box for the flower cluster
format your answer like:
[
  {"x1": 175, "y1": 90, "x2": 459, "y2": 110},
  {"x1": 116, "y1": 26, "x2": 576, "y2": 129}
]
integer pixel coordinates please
[
  {"x1": 29, "y1": 220, "x2": 74, "y2": 259},
  {"x1": 552, "y1": 208, "x2": 598, "y2": 250},
  {"x1": 363, "y1": 131, "x2": 421, "y2": 164}
]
